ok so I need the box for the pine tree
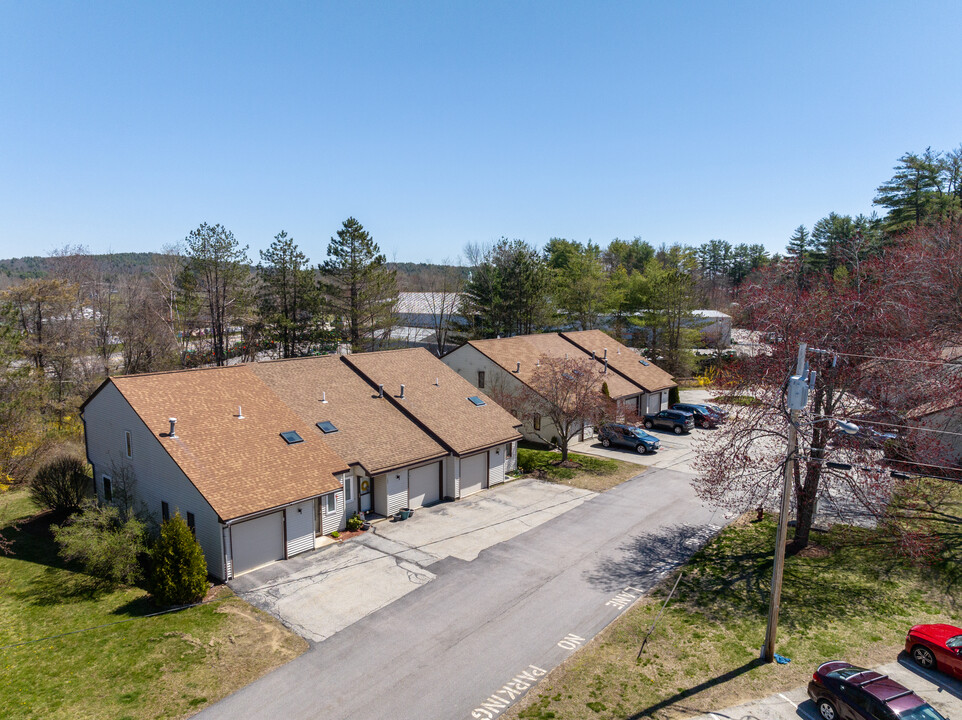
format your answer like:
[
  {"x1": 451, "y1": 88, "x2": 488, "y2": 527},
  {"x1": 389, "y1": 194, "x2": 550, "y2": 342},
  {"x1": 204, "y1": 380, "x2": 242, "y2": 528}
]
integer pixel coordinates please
[
  {"x1": 258, "y1": 231, "x2": 320, "y2": 358},
  {"x1": 150, "y1": 513, "x2": 208, "y2": 606},
  {"x1": 318, "y1": 218, "x2": 398, "y2": 352},
  {"x1": 786, "y1": 225, "x2": 814, "y2": 284}
]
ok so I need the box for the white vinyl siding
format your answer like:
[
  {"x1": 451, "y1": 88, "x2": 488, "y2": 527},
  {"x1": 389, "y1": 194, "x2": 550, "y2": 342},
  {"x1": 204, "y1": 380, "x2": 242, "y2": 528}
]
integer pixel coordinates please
[
  {"x1": 647, "y1": 393, "x2": 661, "y2": 414},
  {"x1": 506, "y1": 441, "x2": 518, "y2": 473},
  {"x1": 444, "y1": 456, "x2": 459, "y2": 500},
  {"x1": 408, "y1": 462, "x2": 441, "y2": 508},
  {"x1": 320, "y1": 490, "x2": 344, "y2": 536},
  {"x1": 460, "y1": 452, "x2": 488, "y2": 497},
  {"x1": 83, "y1": 383, "x2": 223, "y2": 579},
  {"x1": 285, "y1": 500, "x2": 314, "y2": 557},
  {"x1": 488, "y1": 447, "x2": 505, "y2": 486},
  {"x1": 374, "y1": 471, "x2": 408, "y2": 516},
  {"x1": 230, "y1": 512, "x2": 285, "y2": 576}
]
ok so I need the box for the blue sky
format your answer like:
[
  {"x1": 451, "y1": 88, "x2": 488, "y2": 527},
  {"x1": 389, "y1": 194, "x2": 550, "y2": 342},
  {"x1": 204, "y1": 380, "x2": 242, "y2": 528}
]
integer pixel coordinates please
[{"x1": 1, "y1": 1, "x2": 960, "y2": 265}]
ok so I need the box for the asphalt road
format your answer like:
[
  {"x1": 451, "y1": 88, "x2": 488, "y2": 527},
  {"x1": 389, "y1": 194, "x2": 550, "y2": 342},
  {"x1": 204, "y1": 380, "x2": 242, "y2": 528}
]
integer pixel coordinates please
[{"x1": 195, "y1": 467, "x2": 723, "y2": 720}]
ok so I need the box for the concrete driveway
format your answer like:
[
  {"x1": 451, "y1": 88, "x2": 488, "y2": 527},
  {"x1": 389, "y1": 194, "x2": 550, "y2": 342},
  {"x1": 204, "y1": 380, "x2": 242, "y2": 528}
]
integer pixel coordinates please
[
  {"x1": 686, "y1": 656, "x2": 962, "y2": 720},
  {"x1": 229, "y1": 476, "x2": 597, "y2": 642}
]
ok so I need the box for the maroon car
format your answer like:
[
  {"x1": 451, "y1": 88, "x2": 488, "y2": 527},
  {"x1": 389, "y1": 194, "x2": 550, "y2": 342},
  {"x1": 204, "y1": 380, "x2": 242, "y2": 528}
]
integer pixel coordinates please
[
  {"x1": 906, "y1": 624, "x2": 962, "y2": 679},
  {"x1": 808, "y1": 661, "x2": 946, "y2": 720}
]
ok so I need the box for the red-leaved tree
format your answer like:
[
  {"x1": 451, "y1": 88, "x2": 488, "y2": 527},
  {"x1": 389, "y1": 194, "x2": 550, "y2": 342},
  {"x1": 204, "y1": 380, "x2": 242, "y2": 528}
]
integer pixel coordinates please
[{"x1": 694, "y1": 224, "x2": 962, "y2": 552}]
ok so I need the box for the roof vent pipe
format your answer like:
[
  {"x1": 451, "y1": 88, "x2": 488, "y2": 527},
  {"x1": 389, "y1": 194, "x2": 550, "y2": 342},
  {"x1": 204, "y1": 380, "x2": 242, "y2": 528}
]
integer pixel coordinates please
[
  {"x1": 604, "y1": 348, "x2": 608, "y2": 359},
  {"x1": 516, "y1": 361, "x2": 521, "y2": 373},
  {"x1": 435, "y1": 377, "x2": 439, "y2": 386},
  {"x1": 378, "y1": 384, "x2": 384, "y2": 398},
  {"x1": 237, "y1": 406, "x2": 244, "y2": 419},
  {"x1": 592, "y1": 351, "x2": 596, "y2": 359},
  {"x1": 321, "y1": 391, "x2": 328, "y2": 404},
  {"x1": 604, "y1": 359, "x2": 608, "y2": 373},
  {"x1": 168, "y1": 418, "x2": 177, "y2": 438},
  {"x1": 400, "y1": 384, "x2": 406, "y2": 399}
]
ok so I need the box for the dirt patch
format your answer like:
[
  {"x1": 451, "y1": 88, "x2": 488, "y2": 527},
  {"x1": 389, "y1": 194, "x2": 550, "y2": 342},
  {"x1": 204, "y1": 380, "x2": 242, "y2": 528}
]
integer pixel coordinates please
[{"x1": 796, "y1": 544, "x2": 831, "y2": 558}]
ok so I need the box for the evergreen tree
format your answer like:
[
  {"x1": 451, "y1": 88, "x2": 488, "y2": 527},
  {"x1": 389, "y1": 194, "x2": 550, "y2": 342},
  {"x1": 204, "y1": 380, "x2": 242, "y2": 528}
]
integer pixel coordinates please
[
  {"x1": 318, "y1": 218, "x2": 398, "y2": 352},
  {"x1": 258, "y1": 231, "x2": 320, "y2": 358},
  {"x1": 874, "y1": 147, "x2": 961, "y2": 233},
  {"x1": 183, "y1": 223, "x2": 251, "y2": 366},
  {"x1": 150, "y1": 513, "x2": 208, "y2": 606},
  {"x1": 551, "y1": 242, "x2": 616, "y2": 330},
  {"x1": 786, "y1": 225, "x2": 814, "y2": 284}
]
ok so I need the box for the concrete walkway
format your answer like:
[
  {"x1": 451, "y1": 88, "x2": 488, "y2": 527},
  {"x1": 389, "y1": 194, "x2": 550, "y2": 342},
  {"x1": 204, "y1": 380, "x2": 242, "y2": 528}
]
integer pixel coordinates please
[
  {"x1": 229, "y1": 477, "x2": 595, "y2": 642},
  {"x1": 686, "y1": 656, "x2": 962, "y2": 720}
]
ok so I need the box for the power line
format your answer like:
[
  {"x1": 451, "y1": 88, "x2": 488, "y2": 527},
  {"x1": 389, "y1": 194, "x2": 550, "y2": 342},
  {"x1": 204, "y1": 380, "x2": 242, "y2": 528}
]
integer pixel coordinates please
[
  {"x1": 820, "y1": 351, "x2": 960, "y2": 366},
  {"x1": 827, "y1": 415, "x2": 962, "y2": 439}
]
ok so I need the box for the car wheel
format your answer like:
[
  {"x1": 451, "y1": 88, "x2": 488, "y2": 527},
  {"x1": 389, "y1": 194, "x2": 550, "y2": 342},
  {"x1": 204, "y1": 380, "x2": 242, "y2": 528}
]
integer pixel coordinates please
[
  {"x1": 673, "y1": 425, "x2": 683, "y2": 435},
  {"x1": 644, "y1": 420, "x2": 653, "y2": 429},
  {"x1": 913, "y1": 645, "x2": 937, "y2": 669},
  {"x1": 602, "y1": 438, "x2": 611, "y2": 447},
  {"x1": 699, "y1": 419, "x2": 708, "y2": 428},
  {"x1": 818, "y1": 700, "x2": 837, "y2": 720},
  {"x1": 636, "y1": 444, "x2": 647, "y2": 454}
]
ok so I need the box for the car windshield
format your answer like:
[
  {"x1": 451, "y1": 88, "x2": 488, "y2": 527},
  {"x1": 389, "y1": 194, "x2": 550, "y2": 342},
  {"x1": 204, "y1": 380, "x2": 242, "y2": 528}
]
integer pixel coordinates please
[
  {"x1": 947, "y1": 635, "x2": 962, "y2": 649},
  {"x1": 828, "y1": 666, "x2": 868, "y2": 680},
  {"x1": 631, "y1": 429, "x2": 653, "y2": 439},
  {"x1": 899, "y1": 704, "x2": 947, "y2": 720}
]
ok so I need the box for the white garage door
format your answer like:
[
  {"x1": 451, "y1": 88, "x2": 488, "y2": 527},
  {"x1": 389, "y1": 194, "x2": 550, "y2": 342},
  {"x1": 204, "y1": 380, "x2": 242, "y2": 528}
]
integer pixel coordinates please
[
  {"x1": 460, "y1": 452, "x2": 488, "y2": 498},
  {"x1": 408, "y1": 462, "x2": 441, "y2": 508},
  {"x1": 231, "y1": 511, "x2": 284, "y2": 577}
]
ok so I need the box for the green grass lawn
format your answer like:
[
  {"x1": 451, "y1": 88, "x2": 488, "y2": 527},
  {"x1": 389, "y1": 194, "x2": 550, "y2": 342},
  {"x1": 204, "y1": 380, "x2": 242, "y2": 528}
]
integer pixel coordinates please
[
  {"x1": 517, "y1": 446, "x2": 645, "y2": 492},
  {"x1": 0, "y1": 489, "x2": 306, "y2": 720},
  {"x1": 510, "y1": 492, "x2": 962, "y2": 720}
]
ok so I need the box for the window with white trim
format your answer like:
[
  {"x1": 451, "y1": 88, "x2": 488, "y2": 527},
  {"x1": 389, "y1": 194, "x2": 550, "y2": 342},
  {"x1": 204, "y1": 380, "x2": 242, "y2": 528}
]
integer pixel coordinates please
[
  {"x1": 124, "y1": 431, "x2": 132, "y2": 458},
  {"x1": 325, "y1": 493, "x2": 337, "y2": 515},
  {"x1": 344, "y1": 476, "x2": 353, "y2": 503}
]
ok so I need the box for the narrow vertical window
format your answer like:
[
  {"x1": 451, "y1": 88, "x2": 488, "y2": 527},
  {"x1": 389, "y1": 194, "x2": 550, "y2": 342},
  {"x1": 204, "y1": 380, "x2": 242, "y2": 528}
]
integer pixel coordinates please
[
  {"x1": 325, "y1": 493, "x2": 337, "y2": 515},
  {"x1": 186, "y1": 512, "x2": 196, "y2": 537},
  {"x1": 533, "y1": 414, "x2": 541, "y2": 431},
  {"x1": 161, "y1": 501, "x2": 170, "y2": 522},
  {"x1": 102, "y1": 476, "x2": 112, "y2": 502},
  {"x1": 125, "y1": 431, "x2": 132, "y2": 458},
  {"x1": 477, "y1": 370, "x2": 485, "y2": 389},
  {"x1": 344, "y1": 477, "x2": 353, "y2": 503},
  {"x1": 506, "y1": 442, "x2": 513, "y2": 458}
]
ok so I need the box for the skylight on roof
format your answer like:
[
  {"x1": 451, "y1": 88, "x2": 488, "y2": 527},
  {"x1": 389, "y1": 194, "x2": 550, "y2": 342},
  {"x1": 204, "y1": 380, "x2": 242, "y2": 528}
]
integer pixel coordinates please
[
  {"x1": 639, "y1": 359, "x2": 650, "y2": 366},
  {"x1": 317, "y1": 421, "x2": 338, "y2": 434},
  {"x1": 468, "y1": 396, "x2": 486, "y2": 406},
  {"x1": 280, "y1": 431, "x2": 304, "y2": 444}
]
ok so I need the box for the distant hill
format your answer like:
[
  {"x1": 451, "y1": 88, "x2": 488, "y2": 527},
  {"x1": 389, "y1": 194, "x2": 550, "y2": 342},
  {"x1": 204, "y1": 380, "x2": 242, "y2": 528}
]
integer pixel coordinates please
[{"x1": 0, "y1": 253, "x2": 468, "y2": 291}]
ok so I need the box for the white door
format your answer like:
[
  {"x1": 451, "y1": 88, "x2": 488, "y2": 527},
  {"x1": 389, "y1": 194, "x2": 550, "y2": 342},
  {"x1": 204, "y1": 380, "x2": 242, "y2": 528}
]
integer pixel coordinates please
[
  {"x1": 488, "y1": 447, "x2": 505, "y2": 486},
  {"x1": 230, "y1": 512, "x2": 284, "y2": 576},
  {"x1": 460, "y1": 452, "x2": 488, "y2": 497},
  {"x1": 648, "y1": 393, "x2": 661, "y2": 414},
  {"x1": 408, "y1": 462, "x2": 440, "y2": 508}
]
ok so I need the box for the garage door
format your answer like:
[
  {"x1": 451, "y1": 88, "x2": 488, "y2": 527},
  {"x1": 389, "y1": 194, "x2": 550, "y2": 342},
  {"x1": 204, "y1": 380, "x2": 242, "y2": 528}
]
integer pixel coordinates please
[
  {"x1": 230, "y1": 511, "x2": 284, "y2": 576},
  {"x1": 408, "y1": 462, "x2": 441, "y2": 508},
  {"x1": 460, "y1": 452, "x2": 488, "y2": 497}
]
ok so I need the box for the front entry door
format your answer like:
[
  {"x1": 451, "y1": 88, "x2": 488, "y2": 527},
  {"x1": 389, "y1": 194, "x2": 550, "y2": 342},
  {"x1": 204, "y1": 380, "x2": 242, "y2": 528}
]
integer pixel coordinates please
[{"x1": 359, "y1": 477, "x2": 372, "y2": 513}]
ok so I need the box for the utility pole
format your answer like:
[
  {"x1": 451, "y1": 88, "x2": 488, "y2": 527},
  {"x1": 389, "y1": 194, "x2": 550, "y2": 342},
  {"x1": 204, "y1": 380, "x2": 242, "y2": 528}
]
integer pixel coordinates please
[{"x1": 762, "y1": 342, "x2": 809, "y2": 662}]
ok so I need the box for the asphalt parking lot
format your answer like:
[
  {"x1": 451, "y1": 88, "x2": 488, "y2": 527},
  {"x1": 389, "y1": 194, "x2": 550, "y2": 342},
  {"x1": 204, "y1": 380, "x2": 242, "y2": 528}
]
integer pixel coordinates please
[{"x1": 686, "y1": 656, "x2": 962, "y2": 720}]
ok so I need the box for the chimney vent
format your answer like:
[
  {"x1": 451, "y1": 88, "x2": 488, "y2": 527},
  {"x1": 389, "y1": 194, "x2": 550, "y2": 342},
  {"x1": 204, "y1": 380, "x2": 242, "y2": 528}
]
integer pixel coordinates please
[
  {"x1": 168, "y1": 418, "x2": 177, "y2": 438},
  {"x1": 378, "y1": 384, "x2": 384, "y2": 398},
  {"x1": 400, "y1": 384, "x2": 406, "y2": 399},
  {"x1": 237, "y1": 405, "x2": 244, "y2": 419}
]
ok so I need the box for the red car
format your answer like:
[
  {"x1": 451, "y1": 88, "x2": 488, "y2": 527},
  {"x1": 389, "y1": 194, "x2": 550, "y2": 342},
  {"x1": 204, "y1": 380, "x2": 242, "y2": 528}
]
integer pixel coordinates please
[{"x1": 906, "y1": 624, "x2": 962, "y2": 678}]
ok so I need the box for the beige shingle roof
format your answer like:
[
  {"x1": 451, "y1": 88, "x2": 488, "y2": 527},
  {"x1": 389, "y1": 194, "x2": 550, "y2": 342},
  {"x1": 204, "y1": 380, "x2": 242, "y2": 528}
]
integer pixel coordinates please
[
  {"x1": 466, "y1": 333, "x2": 640, "y2": 399},
  {"x1": 561, "y1": 330, "x2": 675, "y2": 392},
  {"x1": 109, "y1": 365, "x2": 350, "y2": 522},
  {"x1": 249, "y1": 356, "x2": 447, "y2": 476},
  {"x1": 344, "y1": 348, "x2": 522, "y2": 456}
]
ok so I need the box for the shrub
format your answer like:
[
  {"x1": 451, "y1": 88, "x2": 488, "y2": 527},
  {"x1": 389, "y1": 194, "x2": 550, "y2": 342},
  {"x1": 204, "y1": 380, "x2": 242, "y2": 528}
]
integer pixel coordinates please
[
  {"x1": 52, "y1": 504, "x2": 146, "y2": 587},
  {"x1": 149, "y1": 513, "x2": 208, "y2": 606},
  {"x1": 668, "y1": 386, "x2": 680, "y2": 407},
  {"x1": 29, "y1": 455, "x2": 90, "y2": 514},
  {"x1": 330, "y1": 531, "x2": 340, "y2": 539},
  {"x1": 346, "y1": 513, "x2": 363, "y2": 532}
]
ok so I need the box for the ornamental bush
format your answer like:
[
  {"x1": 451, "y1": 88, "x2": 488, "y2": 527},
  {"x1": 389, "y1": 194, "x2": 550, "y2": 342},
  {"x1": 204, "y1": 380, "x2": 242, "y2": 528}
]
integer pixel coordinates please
[
  {"x1": 52, "y1": 504, "x2": 146, "y2": 587},
  {"x1": 149, "y1": 513, "x2": 208, "y2": 606},
  {"x1": 29, "y1": 455, "x2": 90, "y2": 515},
  {"x1": 346, "y1": 513, "x2": 363, "y2": 532}
]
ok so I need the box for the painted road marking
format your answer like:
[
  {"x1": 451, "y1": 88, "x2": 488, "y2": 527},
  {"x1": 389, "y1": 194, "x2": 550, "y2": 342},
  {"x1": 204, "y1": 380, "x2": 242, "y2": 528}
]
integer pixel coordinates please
[
  {"x1": 557, "y1": 633, "x2": 586, "y2": 650},
  {"x1": 779, "y1": 693, "x2": 798, "y2": 709},
  {"x1": 605, "y1": 585, "x2": 645, "y2": 610},
  {"x1": 470, "y1": 665, "x2": 547, "y2": 719}
]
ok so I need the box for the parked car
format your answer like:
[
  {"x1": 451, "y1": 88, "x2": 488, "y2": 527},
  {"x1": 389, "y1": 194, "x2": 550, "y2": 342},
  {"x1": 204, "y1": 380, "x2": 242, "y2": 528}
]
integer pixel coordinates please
[
  {"x1": 642, "y1": 409, "x2": 694, "y2": 434},
  {"x1": 670, "y1": 403, "x2": 723, "y2": 428},
  {"x1": 704, "y1": 403, "x2": 729, "y2": 419},
  {"x1": 599, "y1": 424, "x2": 660, "y2": 454},
  {"x1": 808, "y1": 661, "x2": 947, "y2": 720},
  {"x1": 906, "y1": 623, "x2": 962, "y2": 678}
]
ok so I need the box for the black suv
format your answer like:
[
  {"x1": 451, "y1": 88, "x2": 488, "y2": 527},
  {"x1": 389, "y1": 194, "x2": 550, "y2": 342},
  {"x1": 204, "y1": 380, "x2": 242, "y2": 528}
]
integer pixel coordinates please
[
  {"x1": 642, "y1": 409, "x2": 695, "y2": 434},
  {"x1": 808, "y1": 661, "x2": 946, "y2": 720},
  {"x1": 598, "y1": 424, "x2": 660, "y2": 454},
  {"x1": 671, "y1": 403, "x2": 723, "y2": 428}
]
